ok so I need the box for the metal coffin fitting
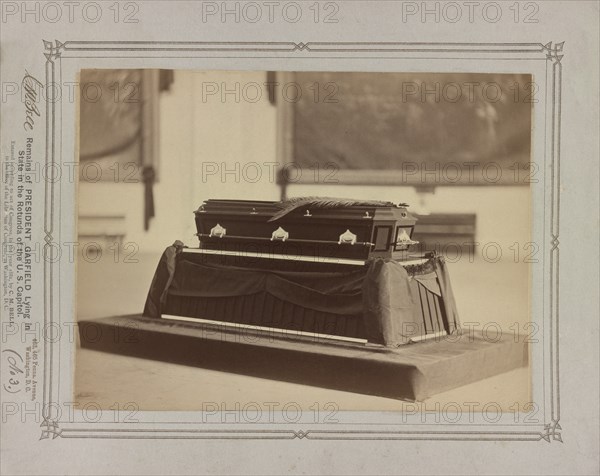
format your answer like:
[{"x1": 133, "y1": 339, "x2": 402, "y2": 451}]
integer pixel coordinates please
[{"x1": 194, "y1": 199, "x2": 418, "y2": 260}]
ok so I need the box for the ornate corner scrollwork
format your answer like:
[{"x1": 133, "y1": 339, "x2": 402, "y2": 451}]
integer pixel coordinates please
[
  {"x1": 551, "y1": 234, "x2": 560, "y2": 251},
  {"x1": 293, "y1": 430, "x2": 309, "y2": 439},
  {"x1": 40, "y1": 419, "x2": 62, "y2": 440},
  {"x1": 542, "y1": 41, "x2": 565, "y2": 64},
  {"x1": 43, "y1": 39, "x2": 66, "y2": 61},
  {"x1": 293, "y1": 42, "x2": 309, "y2": 51},
  {"x1": 540, "y1": 420, "x2": 562, "y2": 443}
]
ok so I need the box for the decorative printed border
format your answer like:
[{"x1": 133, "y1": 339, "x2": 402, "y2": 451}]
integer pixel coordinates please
[{"x1": 39, "y1": 40, "x2": 562, "y2": 442}]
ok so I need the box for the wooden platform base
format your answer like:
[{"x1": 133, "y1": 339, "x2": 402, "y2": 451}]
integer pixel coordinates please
[{"x1": 78, "y1": 314, "x2": 528, "y2": 401}]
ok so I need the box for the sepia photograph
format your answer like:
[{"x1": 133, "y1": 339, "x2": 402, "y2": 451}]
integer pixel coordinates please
[
  {"x1": 1, "y1": 1, "x2": 598, "y2": 475},
  {"x1": 75, "y1": 70, "x2": 532, "y2": 410}
]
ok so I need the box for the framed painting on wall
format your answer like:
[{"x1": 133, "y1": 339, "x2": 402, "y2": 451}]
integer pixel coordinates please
[{"x1": 277, "y1": 71, "x2": 533, "y2": 187}]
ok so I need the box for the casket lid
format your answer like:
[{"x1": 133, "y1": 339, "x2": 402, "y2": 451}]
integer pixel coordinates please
[
  {"x1": 195, "y1": 197, "x2": 409, "y2": 221},
  {"x1": 267, "y1": 197, "x2": 407, "y2": 221}
]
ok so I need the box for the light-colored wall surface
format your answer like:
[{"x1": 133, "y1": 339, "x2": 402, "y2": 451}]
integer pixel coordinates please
[
  {"x1": 78, "y1": 70, "x2": 280, "y2": 252},
  {"x1": 79, "y1": 69, "x2": 530, "y2": 254}
]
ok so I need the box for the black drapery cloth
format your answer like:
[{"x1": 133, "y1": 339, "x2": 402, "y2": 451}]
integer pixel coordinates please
[
  {"x1": 142, "y1": 240, "x2": 184, "y2": 318},
  {"x1": 143, "y1": 242, "x2": 460, "y2": 347},
  {"x1": 142, "y1": 166, "x2": 155, "y2": 231}
]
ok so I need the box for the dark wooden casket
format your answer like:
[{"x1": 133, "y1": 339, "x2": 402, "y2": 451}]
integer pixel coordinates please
[
  {"x1": 141, "y1": 197, "x2": 459, "y2": 355},
  {"x1": 194, "y1": 198, "x2": 419, "y2": 261}
]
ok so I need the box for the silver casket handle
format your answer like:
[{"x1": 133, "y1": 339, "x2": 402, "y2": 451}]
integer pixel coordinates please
[
  {"x1": 209, "y1": 223, "x2": 226, "y2": 238},
  {"x1": 271, "y1": 226, "x2": 289, "y2": 242},
  {"x1": 338, "y1": 229, "x2": 357, "y2": 245},
  {"x1": 395, "y1": 229, "x2": 419, "y2": 246}
]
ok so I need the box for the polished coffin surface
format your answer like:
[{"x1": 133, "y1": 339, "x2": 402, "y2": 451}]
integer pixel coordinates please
[{"x1": 194, "y1": 199, "x2": 418, "y2": 261}]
